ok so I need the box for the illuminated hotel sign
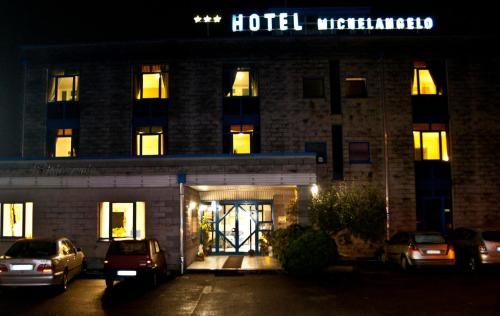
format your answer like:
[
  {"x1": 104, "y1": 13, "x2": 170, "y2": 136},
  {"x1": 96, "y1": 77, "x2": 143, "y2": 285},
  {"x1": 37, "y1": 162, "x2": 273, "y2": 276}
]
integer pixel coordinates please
[{"x1": 231, "y1": 13, "x2": 434, "y2": 32}]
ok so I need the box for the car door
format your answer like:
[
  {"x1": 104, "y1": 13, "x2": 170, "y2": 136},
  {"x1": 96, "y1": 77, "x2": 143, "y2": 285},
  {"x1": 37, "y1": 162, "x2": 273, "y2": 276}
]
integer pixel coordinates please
[{"x1": 62, "y1": 240, "x2": 78, "y2": 279}]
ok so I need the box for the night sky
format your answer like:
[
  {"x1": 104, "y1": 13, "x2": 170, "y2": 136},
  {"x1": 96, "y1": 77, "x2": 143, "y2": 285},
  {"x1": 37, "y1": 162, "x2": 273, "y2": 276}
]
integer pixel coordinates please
[{"x1": 0, "y1": 0, "x2": 493, "y2": 157}]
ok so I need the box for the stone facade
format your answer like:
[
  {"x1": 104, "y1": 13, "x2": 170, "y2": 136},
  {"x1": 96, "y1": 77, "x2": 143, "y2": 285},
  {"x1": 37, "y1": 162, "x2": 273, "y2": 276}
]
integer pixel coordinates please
[{"x1": 0, "y1": 33, "x2": 498, "y2": 265}]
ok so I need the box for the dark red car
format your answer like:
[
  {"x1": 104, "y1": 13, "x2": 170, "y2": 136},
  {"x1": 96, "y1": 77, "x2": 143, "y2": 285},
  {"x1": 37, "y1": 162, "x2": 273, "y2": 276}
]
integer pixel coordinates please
[{"x1": 103, "y1": 239, "x2": 167, "y2": 288}]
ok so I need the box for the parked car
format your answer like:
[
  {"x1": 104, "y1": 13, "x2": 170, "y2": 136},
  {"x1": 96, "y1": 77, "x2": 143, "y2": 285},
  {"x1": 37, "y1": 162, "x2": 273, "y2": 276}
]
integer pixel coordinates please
[
  {"x1": 451, "y1": 227, "x2": 500, "y2": 272},
  {"x1": 383, "y1": 231, "x2": 455, "y2": 270},
  {"x1": 0, "y1": 237, "x2": 86, "y2": 291},
  {"x1": 103, "y1": 239, "x2": 167, "y2": 289}
]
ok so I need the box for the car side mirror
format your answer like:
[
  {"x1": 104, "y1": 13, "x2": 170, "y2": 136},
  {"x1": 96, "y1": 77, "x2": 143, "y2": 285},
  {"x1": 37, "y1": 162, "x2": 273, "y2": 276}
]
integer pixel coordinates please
[{"x1": 76, "y1": 247, "x2": 82, "y2": 252}]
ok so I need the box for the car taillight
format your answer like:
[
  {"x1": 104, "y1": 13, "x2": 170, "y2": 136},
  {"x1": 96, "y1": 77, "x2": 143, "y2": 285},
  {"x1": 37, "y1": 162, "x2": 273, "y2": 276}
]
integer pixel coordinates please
[
  {"x1": 0, "y1": 264, "x2": 8, "y2": 272},
  {"x1": 37, "y1": 264, "x2": 53, "y2": 273},
  {"x1": 447, "y1": 245, "x2": 455, "y2": 258},
  {"x1": 479, "y1": 242, "x2": 488, "y2": 254}
]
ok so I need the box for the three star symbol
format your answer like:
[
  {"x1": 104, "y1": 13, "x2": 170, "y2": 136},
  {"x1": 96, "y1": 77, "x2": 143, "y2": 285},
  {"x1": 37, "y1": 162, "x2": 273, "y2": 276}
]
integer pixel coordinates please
[{"x1": 194, "y1": 15, "x2": 222, "y2": 23}]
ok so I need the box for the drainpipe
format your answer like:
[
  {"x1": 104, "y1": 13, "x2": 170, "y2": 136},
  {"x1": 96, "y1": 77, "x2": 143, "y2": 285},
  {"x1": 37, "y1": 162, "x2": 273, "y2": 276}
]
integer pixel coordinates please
[
  {"x1": 179, "y1": 182, "x2": 185, "y2": 275},
  {"x1": 379, "y1": 53, "x2": 391, "y2": 241}
]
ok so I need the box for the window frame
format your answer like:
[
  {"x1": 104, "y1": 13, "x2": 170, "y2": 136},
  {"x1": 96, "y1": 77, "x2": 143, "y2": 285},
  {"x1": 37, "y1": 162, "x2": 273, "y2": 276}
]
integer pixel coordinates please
[
  {"x1": 50, "y1": 128, "x2": 77, "y2": 158},
  {"x1": 98, "y1": 202, "x2": 146, "y2": 241},
  {"x1": 48, "y1": 74, "x2": 79, "y2": 103},
  {"x1": 136, "y1": 65, "x2": 169, "y2": 100},
  {"x1": 302, "y1": 77, "x2": 325, "y2": 99},
  {"x1": 413, "y1": 125, "x2": 449, "y2": 161},
  {"x1": 135, "y1": 126, "x2": 165, "y2": 156},
  {"x1": 345, "y1": 77, "x2": 368, "y2": 98},
  {"x1": 229, "y1": 124, "x2": 254, "y2": 154},
  {"x1": 0, "y1": 202, "x2": 33, "y2": 239},
  {"x1": 224, "y1": 66, "x2": 258, "y2": 98},
  {"x1": 348, "y1": 141, "x2": 371, "y2": 164}
]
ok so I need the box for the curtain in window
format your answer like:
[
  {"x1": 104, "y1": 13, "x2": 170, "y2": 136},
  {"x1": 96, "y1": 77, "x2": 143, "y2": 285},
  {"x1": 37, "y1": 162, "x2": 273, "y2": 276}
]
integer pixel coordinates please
[
  {"x1": 251, "y1": 71, "x2": 259, "y2": 96},
  {"x1": 224, "y1": 69, "x2": 237, "y2": 96},
  {"x1": 160, "y1": 72, "x2": 168, "y2": 99},
  {"x1": 48, "y1": 77, "x2": 56, "y2": 102}
]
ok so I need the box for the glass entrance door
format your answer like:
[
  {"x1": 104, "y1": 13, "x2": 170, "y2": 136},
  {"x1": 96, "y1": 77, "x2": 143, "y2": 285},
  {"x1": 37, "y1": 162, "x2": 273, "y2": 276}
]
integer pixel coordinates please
[{"x1": 202, "y1": 201, "x2": 273, "y2": 255}]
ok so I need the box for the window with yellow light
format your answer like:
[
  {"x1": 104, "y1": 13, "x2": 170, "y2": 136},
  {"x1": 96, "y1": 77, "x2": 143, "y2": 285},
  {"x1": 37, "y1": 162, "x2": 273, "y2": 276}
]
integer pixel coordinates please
[
  {"x1": 1, "y1": 202, "x2": 33, "y2": 238},
  {"x1": 48, "y1": 71, "x2": 79, "y2": 102},
  {"x1": 136, "y1": 126, "x2": 164, "y2": 156},
  {"x1": 231, "y1": 124, "x2": 253, "y2": 154},
  {"x1": 225, "y1": 67, "x2": 258, "y2": 97},
  {"x1": 99, "y1": 202, "x2": 145, "y2": 240},
  {"x1": 54, "y1": 129, "x2": 74, "y2": 157},
  {"x1": 411, "y1": 61, "x2": 441, "y2": 96},
  {"x1": 413, "y1": 123, "x2": 449, "y2": 161},
  {"x1": 136, "y1": 65, "x2": 168, "y2": 99}
]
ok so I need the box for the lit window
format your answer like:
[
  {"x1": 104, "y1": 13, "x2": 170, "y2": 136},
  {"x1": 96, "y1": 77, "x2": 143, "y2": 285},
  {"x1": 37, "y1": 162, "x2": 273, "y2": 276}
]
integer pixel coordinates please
[
  {"x1": 136, "y1": 126, "x2": 164, "y2": 156},
  {"x1": 303, "y1": 77, "x2": 324, "y2": 98},
  {"x1": 411, "y1": 61, "x2": 441, "y2": 95},
  {"x1": 53, "y1": 128, "x2": 75, "y2": 158},
  {"x1": 349, "y1": 142, "x2": 370, "y2": 163},
  {"x1": 99, "y1": 202, "x2": 146, "y2": 240},
  {"x1": 225, "y1": 67, "x2": 258, "y2": 97},
  {"x1": 48, "y1": 71, "x2": 79, "y2": 102},
  {"x1": 345, "y1": 77, "x2": 367, "y2": 98},
  {"x1": 230, "y1": 124, "x2": 253, "y2": 154},
  {"x1": 1, "y1": 203, "x2": 33, "y2": 238},
  {"x1": 135, "y1": 65, "x2": 168, "y2": 99},
  {"x1": 413, "y1": 124, "x2": 449, "y2": 161}
]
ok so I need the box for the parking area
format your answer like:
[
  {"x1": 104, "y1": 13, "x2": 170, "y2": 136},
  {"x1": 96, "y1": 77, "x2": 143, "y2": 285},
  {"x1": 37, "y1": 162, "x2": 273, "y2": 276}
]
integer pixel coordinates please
[{"x1": 1, "y1": 267, "x2": 499, "y2": 315}]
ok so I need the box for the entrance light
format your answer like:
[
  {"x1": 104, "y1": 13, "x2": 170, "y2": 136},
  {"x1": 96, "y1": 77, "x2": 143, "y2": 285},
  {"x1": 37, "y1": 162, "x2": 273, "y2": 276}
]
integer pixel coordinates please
[{"x1": 311, "y1": 184, "x2": 319, "y2": 197}]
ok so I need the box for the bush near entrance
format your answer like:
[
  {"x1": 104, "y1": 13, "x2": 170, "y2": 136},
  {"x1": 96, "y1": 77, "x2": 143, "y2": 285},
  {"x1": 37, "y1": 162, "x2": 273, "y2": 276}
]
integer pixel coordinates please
[
  {"x1": 270, "y1": 225, "x2": 338, "y2": 275},
  {"x1": 308, "y1": 182, "x2": 386, "y2": 256}
]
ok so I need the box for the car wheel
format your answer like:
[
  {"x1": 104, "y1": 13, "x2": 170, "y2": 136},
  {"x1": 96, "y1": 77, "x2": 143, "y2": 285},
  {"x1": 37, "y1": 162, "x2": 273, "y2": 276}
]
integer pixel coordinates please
[
  {"x1": 150, "y1": 271, "x2": 158, "y2": 288},
  {"x1": 60, "y1": 271, "x2": 69, "y2": 292},
  {"x1": 401, "y1": 256, "x2": 411, "y2": 272},
  {"x1": 105, "y1": 277, "x2": 114, "y2": 289}
]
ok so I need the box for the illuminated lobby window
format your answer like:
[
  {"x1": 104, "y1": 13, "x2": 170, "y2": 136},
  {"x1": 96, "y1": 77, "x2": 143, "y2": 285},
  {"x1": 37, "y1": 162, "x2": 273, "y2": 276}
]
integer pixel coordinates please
[
  {"x1": 48, "y1": 71, "x2": 79, "y2": 102},
  {"x1": 136, "y1": 126, "x2": 164, "y2": 156},
  {"x1": 345, "y1": 77, "x2": 367, "y2": 98},
  {"x1": 225, "y1": 67, "x2": 258, "y2": 97},
  {"x1": 99, "y1": 202, "x2": 145, "y2": 240},
  {"x1": 1, "y1": 202, "x2": 33, "y2": 238},
  {"x1": 413, "y1": 123, "x2": 449, "y2": 161},
  {"x1": 54, "y1": 128, "x2": 75, "y2": 158},
  {"x1": 411, "y1": 61, "x2": 442, "y2": 95},
  {"x1": 230, "y1": 124, "x2": 253, "y2": 154},
  {"x1": 135, "y1": 65, "x2": 168, "y2": 99}
]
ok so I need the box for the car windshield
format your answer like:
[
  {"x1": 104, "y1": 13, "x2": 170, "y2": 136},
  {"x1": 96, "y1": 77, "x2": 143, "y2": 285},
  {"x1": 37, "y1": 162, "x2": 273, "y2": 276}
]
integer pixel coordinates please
[
  {"x1": 108, "y1": 241, "x2": 148, "y2": 255},
  {"x1": 5, "y1": 241, "x2": 57, "y2": 258},
  {"x1": 414, "y1": 233, "x2": 446, "y2": 244},
  {"x1": 482, "y1": 231, "x2": 500, "y2": 242}
]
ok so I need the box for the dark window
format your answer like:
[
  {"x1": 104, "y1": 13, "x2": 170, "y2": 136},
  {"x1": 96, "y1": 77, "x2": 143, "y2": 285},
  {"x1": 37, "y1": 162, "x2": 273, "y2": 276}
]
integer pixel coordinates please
[
  {"x1": 48, "y1": 70, "x2": 79, "y2": 102},
  {"x1": 332, "y1": 125, "x2": 343, "y2": 179},
  {"x1": 330, "y1": 60, "x2": 341, "y2": 114},
  {"x1": 482, "y1": 231, "x2": 500, "y2": 242},
  {"x1": 5, "y1": 241, "x2": 57, "y2": 258},
  {"x1": 349, "y1": 142, "x2": 370, "y2": 163},
  {"x1": 305, "y1": 142, "x2": 327, "y2": 164},
  {"x1": 303, "y1": 77, "x2": 324, "y2": 98},
  {"x1": 108, "y1": 241, "x2": 148, "y2": 255},
  {"x1": 345, "y1": 77, "x2": 367, "y2": 98}
]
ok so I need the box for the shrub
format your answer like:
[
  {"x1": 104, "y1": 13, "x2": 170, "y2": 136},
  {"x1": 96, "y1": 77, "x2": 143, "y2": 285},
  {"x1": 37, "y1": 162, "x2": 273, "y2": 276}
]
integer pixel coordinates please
[
  {"x1": 282, "y1": 228, "x2": 338, "y2": 276},
  {"x1": 270, "y1": 225, "x2": 338, "y2": 275},
  {"x1": 309, "y1": 183, "x2": 386, "y2": 242}
]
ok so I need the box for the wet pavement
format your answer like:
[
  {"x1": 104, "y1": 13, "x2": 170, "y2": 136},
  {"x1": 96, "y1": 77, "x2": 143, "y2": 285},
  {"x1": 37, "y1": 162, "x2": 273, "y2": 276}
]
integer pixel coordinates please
[{"x1": 1, "y1": 266, "x2": 499, "y2": 315}]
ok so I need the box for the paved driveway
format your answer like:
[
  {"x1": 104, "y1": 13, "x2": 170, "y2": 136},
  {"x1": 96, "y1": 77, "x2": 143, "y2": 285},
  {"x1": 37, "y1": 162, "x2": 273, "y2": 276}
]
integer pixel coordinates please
[{"x1": 1, "y1": 267, "x2": 499, "y2": 315}]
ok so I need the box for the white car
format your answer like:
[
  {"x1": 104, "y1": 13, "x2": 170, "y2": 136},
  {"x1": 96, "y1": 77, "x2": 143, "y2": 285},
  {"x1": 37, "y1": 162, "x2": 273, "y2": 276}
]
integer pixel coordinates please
[{"x1": 0, "y1": 237, "x2": 86, "y2": 291}]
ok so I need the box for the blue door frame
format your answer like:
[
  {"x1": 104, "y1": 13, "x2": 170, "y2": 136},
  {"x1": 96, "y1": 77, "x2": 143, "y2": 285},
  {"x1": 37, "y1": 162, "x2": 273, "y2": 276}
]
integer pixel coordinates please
[{"x1": 203, "y1": 200, "x2": 273, "y2": 255}]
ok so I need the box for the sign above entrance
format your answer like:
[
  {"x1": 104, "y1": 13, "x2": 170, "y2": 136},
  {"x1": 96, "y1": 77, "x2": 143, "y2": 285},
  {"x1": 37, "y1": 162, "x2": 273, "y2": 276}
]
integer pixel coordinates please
[{"x1": 231, "y1": 12, "x2": 434, "y2": 32}]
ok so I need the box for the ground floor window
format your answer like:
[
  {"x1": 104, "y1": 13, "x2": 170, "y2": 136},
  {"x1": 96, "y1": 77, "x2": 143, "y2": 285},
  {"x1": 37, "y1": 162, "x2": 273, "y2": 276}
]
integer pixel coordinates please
[
  {"x1": 1, "y1": 202, "x2": 33, "y2": 238},
  {"x1": 99, "y1": 202, "x2": 146, "y2": 240}
]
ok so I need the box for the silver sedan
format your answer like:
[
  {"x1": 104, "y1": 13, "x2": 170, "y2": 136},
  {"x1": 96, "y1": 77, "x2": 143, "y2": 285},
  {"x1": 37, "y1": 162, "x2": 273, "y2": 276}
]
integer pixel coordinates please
[{"x1": 0, "y1": 237, "x2": 86, "y2": 291}]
